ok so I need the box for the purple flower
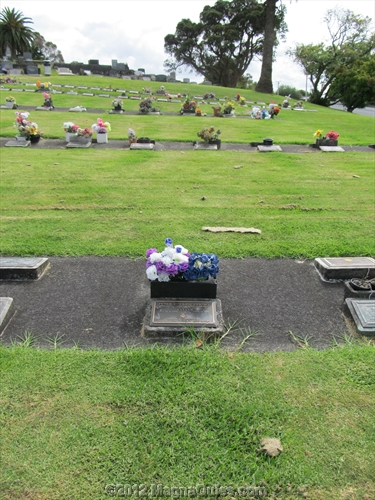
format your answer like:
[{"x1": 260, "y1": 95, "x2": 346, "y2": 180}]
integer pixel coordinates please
[
  {"x1": 146, "y1": 248, "x2": 157, "y2": 258},
  {"x1": 165, "y1": 264, "x2": 179, "y2": 276}
]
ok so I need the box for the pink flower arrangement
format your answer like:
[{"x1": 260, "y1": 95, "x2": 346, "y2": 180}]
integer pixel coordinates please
[
  {"x1": 92, "y1": 118, "x2": 111, "y2": 134},
  {"x1": 43, "y1": 92, "x2": 50, "y2": 100},
  {"x1": 326, "y1": 130, "x2": 340, "y2": 141}
]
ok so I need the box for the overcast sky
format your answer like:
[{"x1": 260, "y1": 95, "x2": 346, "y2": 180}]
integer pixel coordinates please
[{"x1": 2, "y1": 0, "x2": 374, "y2": 90}]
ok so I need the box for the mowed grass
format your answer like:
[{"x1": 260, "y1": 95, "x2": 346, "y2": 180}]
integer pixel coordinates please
[
  {"x1": 1, "y1": 344, "x2": 375, "y2": 500},
  {"x1": 0, "y1": 149, "x2": 374, "y2": 257}
]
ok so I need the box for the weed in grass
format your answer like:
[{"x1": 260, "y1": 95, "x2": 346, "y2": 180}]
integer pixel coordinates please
[
  {"x1": 46, "y1": 333, "x2": 66, "y2": 349},
  {"x1": 11, "y1": 330, "x2": 39, "y2": 347},
  {"x1": 289, "y1": 330, "x2": 312, "y2": 349}
]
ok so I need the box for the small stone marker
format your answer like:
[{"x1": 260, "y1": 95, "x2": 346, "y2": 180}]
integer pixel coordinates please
[
  {"x1": 98, "y1": 94, "x2": 110, "y2": 98},
  {"x1": 66, "y1": 91, "x2": 78, "y2": 95},
  {"x1": 319, "y1": 146, "x2": 345, "y2": 152},
  {"x1": 82, "y1": 92, "x2": 94, "y2": 96},
  {"x1": 314, "y1": 257, "x2": 375, "y2": 281},
  {"x1": 194, "y1": 143, "x2": 217, "y2": 150},
  {"x1": 257, "y1": 145, "x2": 282, "y2": 152},
  {"x1": 66, "y1": 137, "x2": 91, "y2": 148},
  {"x1": 5, "y1": 139, "x2": 30, "y2": 147},
  {"x1": 142, "y1": 299, "x2": 224, "y2": 339},
  {"x1": 35, "y1": 106, "x2": 53, "y2": 111},
  {"x1": 0, "y1": 297, "x2": 14, "y2": 333},
  {"x1": 0, "y1": 257, "x2": 50, "y2": 280},
  {"x1": 202, "y1": 226, "x2": 261, "y2": 234},
  {"x1": 130, "y1": 143, "x2": 154, "y2": 150},
  {"x1": 345, "y1": 299, "x2": 375, "y2": 336}
]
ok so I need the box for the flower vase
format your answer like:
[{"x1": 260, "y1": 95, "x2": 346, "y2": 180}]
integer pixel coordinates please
[
  {"x1": 65, "y1": 132, "x2": 76, "y2": 142},
  {"x1": 29, "y1": 134, "x2": 41, "y2": 144},
  {"x1": 150, "y1": 278, "x2": 217, "y2": 299},
  {"x1": 316, "y1": 139, "x2": 338, "y2": 147},
  {"x1": 5, "y1": 101, "x2": 14, "y2": 109},
  {"x1": 208, "y1": 139, "x2": 221, "y2": 149},
  {"x1": 97, "y1": 133, "x2": 108, "y2": 143}
]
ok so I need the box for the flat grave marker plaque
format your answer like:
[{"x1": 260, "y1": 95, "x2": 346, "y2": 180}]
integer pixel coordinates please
[
  {"x1": 345, "y1": 299, "x2": 375, "y2": 336},
  {"x1": 319, "y1": 146, "x2": 345, "y2": 152},
  {"x1": 130, "y1": 143, "x2": 154, "y2": 150},
  {"x1": 257, "y1": 145, "x2": 282, "y2": 152},
  {"x1": 194, "y1": 143, "x2": 218, "y2": 150},
  {"x1": 151, "y1": 299, "x2": 218, "y2": 327},
  {"x1": 5, "y1": 139, "x2": 30, "y2": 147},
  {"x1": 0, "y1": 257, "x2": 50, "y2": 280},
  {"x1": 0, "y1": 297, "x2": 14, "y2": 333},
  {"x1": 315, "y1": 257, "x2": 375, "y2": 281}
]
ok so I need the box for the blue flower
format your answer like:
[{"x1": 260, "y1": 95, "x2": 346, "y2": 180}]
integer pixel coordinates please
[{"x1": 165, "y1": 237, "x2": 173, "y2": 247}]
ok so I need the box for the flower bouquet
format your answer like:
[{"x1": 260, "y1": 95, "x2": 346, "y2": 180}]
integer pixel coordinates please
[
  {"x1": 112, "y1": 98, "x2": 124, "y2": 111},
  {"x1": 63, "y1": 121, "x2": 79, "y2": 141},
  {"x1": 180, "y1": 96, "x2": 197, "y2": 114},
  {"x1": 128, "y1": 128, "x2": 137, "y2": 143},
  {"x1": 196, "y1": 126, "x2": 221, "y2": 148},
  {"x1": 42, "y1": 92, "x2": 54, "y2": 109},
  {"x1": 14, "y1": 112, "x2": 43, "y2": 142},
  {"x1": 147, "y1": 239, "x2": 219, "y2": 299},
  {"x1": 5, "y1": 95, "x2": 17, "y2": 108},
  {"x1": 223, "y1": 100, "x2": 236, "y2": 116},
  {"x1": 314, "y1": 129, "x2": 339, "y2": 146},
  {"x1": 92, "y1": 118, "x2": 111, "y2": 143},
  {"x1": 139, "y1": 97, "x2": 160, "y2": 114}
]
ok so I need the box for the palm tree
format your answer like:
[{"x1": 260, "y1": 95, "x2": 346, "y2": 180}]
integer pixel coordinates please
[
  {"x1": 255, "y1": 0, "x2": 278, "y2": 94},
  {"x1": 0, "y1": 7, "x2": 35, "y2": 60}
]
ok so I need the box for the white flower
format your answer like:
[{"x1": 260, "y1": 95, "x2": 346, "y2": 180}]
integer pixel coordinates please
[
  {"x1": 146, "y1": 265, "x2": 158, "y2": 280},
  {"x1": 158, "y1": 272, "x2": 170, "y2": 282},
  {"x1": 162, "y1": 246, "x2": 174, "y2": 257},
  {"x1": 149, "y1": 252, "x2": 162, "y2": 263},
  {"x1": 172, "y1": 252, "x2": 189, "y2": 263},
  {"x1": 161, "y1": 256, "x2": 172, "y2": 266}
]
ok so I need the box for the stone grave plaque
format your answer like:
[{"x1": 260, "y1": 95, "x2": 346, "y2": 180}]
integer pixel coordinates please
[
  {"x1": 66, "y1": 140, "x2": 91, "y2": 148},
  {"x1": 0, "y1": 297, "x2": 14, "y2": 333},
  {"x1": 0, "y1": 257, "x2": 50, "y2": 280},
  {"x1": 77, "y1": 86, "x2": 88, "y2": 89},
  {"x1": 194, "y1": 143, "x2": 218, "y2": 150},
  {"x1": 35, "y1": 106, "x2": 52, "y2": 111},
  {"x1": 98, "y1": 94, "x2": 110, "y2": 97},
  {"x1": 257, "y1": 145, "x2": 282, "y2": 152},
  {"x1": 315, "y1": 257, "x2": 375, "y2": 281},
  {"x1": 130, "y1": 143, "x2": 154, "y2": 150},
  {"x1": 5, "y1": 139, "x2": 30, "y2": 147},
  {"x1": 150, "y1": 299, "x2": 218, "y2": 327},
  {"x1": 319, "y1": 146, "x2": 345, "y2": 152},
  {"x1": 345, "y1": 299, "x2": 375, "y2": 336},
  {"x1": 66, "y1": 91, "x2": 78, "y2": 95},
  {"x1": 129, "y1": 91, "x2": 139, "y2": 94},
  {"x1": 83, "y1": 92, "x2": 94, "y2": 96}
]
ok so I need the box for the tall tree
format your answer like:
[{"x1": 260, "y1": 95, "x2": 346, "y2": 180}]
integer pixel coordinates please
[
  {"x1": 255, "y1": 0, "x2": 278, "y2": 93},
  {"x1": 255, "y1": 0, "x2": 289, "y2": 94},
  {"x1": 288, "y1": 8, "x2": 375, "y2": 105},
  {"x1": 0, "y1": 7, "x2": 35, "y2": 59},
  {"x1": 31, "y1": 32, "x2": 64, "y2": 64},
  {"x1": 164, "y1": 0, "x2": 286, "y2": 88}
]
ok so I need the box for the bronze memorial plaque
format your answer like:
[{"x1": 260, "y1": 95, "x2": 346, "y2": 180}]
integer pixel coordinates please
[{"x1": 150, "y1": 299, "x2": 218, "y2": 327}]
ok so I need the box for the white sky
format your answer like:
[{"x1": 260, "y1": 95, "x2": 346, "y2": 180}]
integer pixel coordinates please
[{"x1": 2, "y1": 0, "x2": 375, "y2": 90}]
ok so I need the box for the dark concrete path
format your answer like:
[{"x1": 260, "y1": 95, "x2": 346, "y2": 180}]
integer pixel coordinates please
[{"x1": 0, "y1": 257, "x2": 351, "y2": 352}]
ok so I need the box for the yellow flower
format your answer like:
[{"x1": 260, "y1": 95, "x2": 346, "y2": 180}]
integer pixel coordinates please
[{"x1": 314, "y1": 129, "x2": 322, "y2": 138}]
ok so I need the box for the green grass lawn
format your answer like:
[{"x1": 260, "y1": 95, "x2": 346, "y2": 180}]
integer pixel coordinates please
[
  {"x1": 1, "y1": 343, "x2": 374, "y2": 500},
  {"x1": 1, "y1": 76, "x2": 374, "y2": 500},
  {"x1": 0, "y1": 149, "x2": 374, "y2": 257}
]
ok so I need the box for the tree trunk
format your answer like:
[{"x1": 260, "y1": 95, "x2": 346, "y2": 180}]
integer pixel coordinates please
[{"x1": 255, "y1": 0, "x2": 278, "y2": 94}]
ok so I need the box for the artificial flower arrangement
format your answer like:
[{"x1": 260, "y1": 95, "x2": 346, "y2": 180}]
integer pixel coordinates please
[
  {"x1": 76, "y1": 127, "x2": 93, "y2": 138},
  {"x1": 146, "y1": 238, "x2": 219, "y2": 282},
  {"x1": 155, "y1": 85, "x2": 166, "y2": 95},
  {"x1": 36, "y1": 80, "x2": 51, "y2": 90},
  {"x1": 128, "y1": 128, "x2": 137, "y2": 142},
  {"x1": 139, "y1": 97, "x2": 160, "y2": 114},
  {"x1": 181, "y1": 96, "x2": 197, "y2": 113},
  {"x1": 63, "y1": 122, "x2": 79, "y2": 133},
  {"x1": 42, "y1": 92, "x2": 54, "y2": 108},
  {"x1": 203, "y1": 92, "x2": 215, "y2": 100},
  {"x1": 112, "y1": 98, "x2": 123, "y2": 110},
  {"x1": 14, "y1": 112, "x2": 42, "y2": 138},
  {"x1": 223, "y1": 100, "x2": 236, "y2": 115},
  {"x1": 314, "y1": 129, "x2": 340, "y2": 141},
  {"x1": 91, "y1": 118, "x2": 111, "y2": 134},
  {"x1": 5, "y1": 95, "x2": 16, "y2": 102},
  {"x1": 197, "y1": 126, "x2": 221, "y2": 143}
]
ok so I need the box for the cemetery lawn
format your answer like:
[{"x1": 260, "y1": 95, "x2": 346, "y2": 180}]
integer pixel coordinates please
[
  {"x1": 1, "y1": 149, "x2": 374, "y2": 258},
  {"x1": 1, "y1": 343, "x2": 374, "y2": 500}
]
